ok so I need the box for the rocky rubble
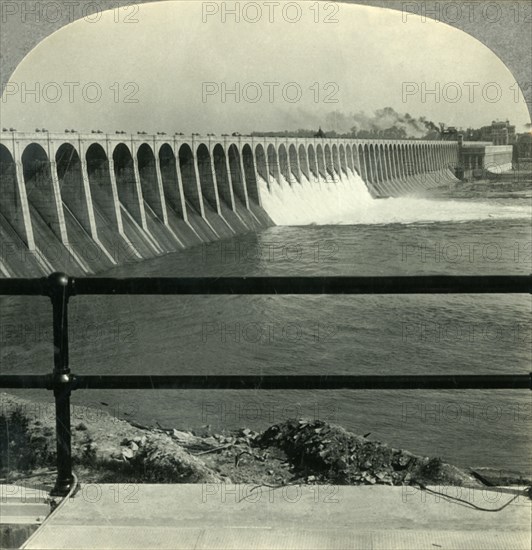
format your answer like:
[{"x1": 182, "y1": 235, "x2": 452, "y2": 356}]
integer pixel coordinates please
[{"x1": 258, "y1": 419, "x2": 483, "y2": 487}]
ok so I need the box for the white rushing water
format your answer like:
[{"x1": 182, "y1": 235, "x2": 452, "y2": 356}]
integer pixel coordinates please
[{"x1": 258, "y1": 171, "x2": 530, "y2": 226}]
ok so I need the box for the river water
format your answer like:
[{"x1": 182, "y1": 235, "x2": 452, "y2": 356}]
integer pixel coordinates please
[{"x1": 1, "y1": 172, "x2": 531, "y2": 474}]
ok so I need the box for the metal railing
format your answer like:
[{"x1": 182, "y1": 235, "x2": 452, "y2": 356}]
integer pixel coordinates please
[{"x1": 0, "y1": 273, "x2": 530, "y2": 496}]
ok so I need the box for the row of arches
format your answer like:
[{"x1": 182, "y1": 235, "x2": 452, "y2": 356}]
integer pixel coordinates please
[
  {"x1": 254, "y1": 141, "x2": 457, "y2": 191},
  {"x1": 0, "y1": 141, "x2": 264, "y2": 259},
  {"x1": 4, "y1": 138, "x2": 458, "y2": 204},
  {"x1": 0, "y1": 138, "x2": 458, "y2": 273}
]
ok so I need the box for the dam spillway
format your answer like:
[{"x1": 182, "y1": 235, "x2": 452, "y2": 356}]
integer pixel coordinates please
[{"x1": 0, "y1": 132, "x2": 460, "y2": 277}]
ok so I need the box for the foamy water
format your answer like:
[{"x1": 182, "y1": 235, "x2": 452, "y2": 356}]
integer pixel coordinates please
[{"x1": 258, "y1": 171, "x2": 530, "y2": 226}]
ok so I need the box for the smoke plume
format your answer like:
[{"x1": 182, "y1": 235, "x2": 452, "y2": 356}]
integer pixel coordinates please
[{"x1": 323, "y1": 107, "x2": 440, "y2": 139}]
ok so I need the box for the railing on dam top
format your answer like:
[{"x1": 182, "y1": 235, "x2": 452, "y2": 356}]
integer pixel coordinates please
[{"x1": 0, "y1": 273, "x2": 530, "y2": 496}]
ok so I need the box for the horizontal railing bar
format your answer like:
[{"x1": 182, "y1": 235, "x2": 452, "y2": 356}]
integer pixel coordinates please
[
  {"x1": 0, "y1": 374, "x2": 530, "y2": 390},
  {"x1": 0, "y1": 278, "x2": 49, "y2": 296},
  {"x1": 0, "y1": 375, "x2": 51, "y2": 389},
  {"x1": 71, "y1": 275, "x2": 532, "y2": 295},
  {"x1": 0, "y1": 275, "x2": 530, "y2": 297}
]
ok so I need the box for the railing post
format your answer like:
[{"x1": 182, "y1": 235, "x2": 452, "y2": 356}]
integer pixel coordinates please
[{"x1": 47, "y1": 273, "x2": 75, "y2": 497}]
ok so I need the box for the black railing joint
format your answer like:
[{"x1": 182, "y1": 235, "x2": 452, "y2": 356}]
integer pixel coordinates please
[
  {"x1": 51, "y1": 372, "x2": 74, "y2": 391},
  {"x1": 46, "y1": 272, "x2": 75, "y2": 301}
]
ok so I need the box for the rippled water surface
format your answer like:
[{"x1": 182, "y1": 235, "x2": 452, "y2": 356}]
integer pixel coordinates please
[{"x1": 2, "y1": 193, "x2": 531, "y2": 474}]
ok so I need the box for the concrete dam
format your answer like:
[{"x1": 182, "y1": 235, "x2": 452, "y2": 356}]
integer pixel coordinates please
[{"x1": 0, "y1": 132, "x2": 461, "y2": 277}]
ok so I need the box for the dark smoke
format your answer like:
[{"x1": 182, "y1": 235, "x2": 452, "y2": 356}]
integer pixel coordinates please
[
  {"x1": 324, "y1": 108, "x2": 441, "y2": 139},
  {"x1": 252, "y1": 107, "x2": 442, "y2": 139}
]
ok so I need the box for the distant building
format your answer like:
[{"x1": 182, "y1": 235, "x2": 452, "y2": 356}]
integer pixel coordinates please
[{"x1": 479, "y1": 120, "x2": 516, "y2": 145}]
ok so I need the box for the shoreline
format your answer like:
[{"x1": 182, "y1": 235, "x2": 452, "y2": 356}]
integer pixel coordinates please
[
  {"x1": 418, "y1": 176, "x2": 532, "y2": 200},
  {"x1": 1, "y1": 393, "x2": 529, "y2": 491}
]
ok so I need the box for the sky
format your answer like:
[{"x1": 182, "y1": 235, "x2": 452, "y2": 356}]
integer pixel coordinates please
[{"x1": 1, "y1": 1, "x2": 530, "y2": 134}]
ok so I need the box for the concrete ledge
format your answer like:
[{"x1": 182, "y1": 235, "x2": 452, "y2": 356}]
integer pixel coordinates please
[{"x1": 22, "y1": 484, "x2": 531, "y2": 550}]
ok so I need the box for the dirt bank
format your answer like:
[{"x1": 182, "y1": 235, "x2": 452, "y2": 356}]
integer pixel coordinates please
[{"x1": 1, "y1": 393, "x2": 528, "y2": 490}]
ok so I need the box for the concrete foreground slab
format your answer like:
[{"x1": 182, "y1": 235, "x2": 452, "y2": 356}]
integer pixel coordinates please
[{"x1": 23, "y1": 484, "x2": 531, "y2": 550}]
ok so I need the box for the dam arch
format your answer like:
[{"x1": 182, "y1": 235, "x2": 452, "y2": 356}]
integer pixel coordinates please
[
  {"x1": 369, "y1": 145, "x2": 377, "y2": 183},
  {"x1": 364, "y1": 144, "x2": 372, "y2": 183},
  {"x1": 159, "y1": 144, "x2": 185, "y2": 219},
  {"x1": 389, "y1": 145, "x2": 400, "y2": 192},
  {"x1": 137, "y1": 143, "x2": 165, "y2": 219},
  {"x1": 351, "y1": 145, "x2": 358, "y2": 175},
  {"x1": 368, "y1": 145, "x2": 378, "y2": 184},
  {"x1": 420, "y1": 144, "x2": 428, "y2": 177},
  {"x1": 344, "y1": 145, "x2": 353, "y2": 173},
  {"x1": 435, "y1": 144, "x2": 441, "y2": 172},
  {"x1": 179, "y1": 143, "x2": 203, "y2": 214},
  {"x1": 377, "y1": 145, "x2": 385, "y2": 182},
  {"x1": 357, "y1": 145, "x2": 366, "y2": 180},
  {"x1": 386, "y1": 145, "x2": 393, "y2": 181},
  {"x1": 387, "y1": 145, "x2": 396, "y2": 180},
  {"x1": 394, "y1": 145, "x2": 401, "y2": 178},
  {"x1": 382, "y1": 145, "x2": 390, "y2": 181},
  {"x1": 86, "y1": 143, "x2": 120, "y2": 231},
  {"x1": 427, "y1": 144, "x2": 433, "y2": 171},
  {"x1": 242, "y1": 144, "x2": 260, "y2": 205},
  {"x1": 339, "y1": 145, "x2": 348, "y2": 176},
  {"x1": 388, "y1": 145, "x2": 397, "y2": 184},
  {"x1": 308, "y1": 145, "x2": 318, "y2": 182},
  {"x1": 298, "y1": 144, "x2": 310, "y2": 181},
  {"x1": 22, "y1": 143, "x2": 63, "y2": 243},
  {"x1": 288, "y1": 144, "x2": 300, "y2": 183},
  {"x1": 278, "y1": 144, "x2": 290, "y2": 184},
  {"x1": 254, "y1": 144, "x2": 269, "y2": 190},
  {"x1": 363, "y1": 145, "x2": 373, "y2": 184},
  {"x1": 392, "y1": 145, "x2": 400, "y2": 181},
  {"x1": 227, "y1": 144, "x2": 248, "y2": 206},
  {"x1": 196, "y1": 143, "x2": 219, "y2": 212},
  {"x1": 417, "y1": 144, "x2": 424, "y2": 174},
  {"x1": 415, "y1": 144, "x2": 422, "y2": 173},
  {"x1": 409, "y1": 144, "x2": 417, "y2": 176},
  {"x1": 332, "y1": 145, "x2": 341, "y2": 179},
  {"x1": 401, "y1": 145, "x2": 408, "y2": 178},
  {"x1": 397, "y1": 145, "x2": 405, "y2": 179},
  {"x1": 408, "y1": 144, "x2": 414, "y2": 175},
  {"x1": 267, "y1": 144, "x2": 280, "y2": 185},
  {"x1": 213, "y1": 144, "x2": 234, "y2": 209},
  {"x1": 324, "y1": 145, "x2": 334, "y2": 181},
  {"x1": 0, "y1": 144, "x2": 30, "y2": 246},
  {"x1": 113, "y1": 143, "x2": 144, "y2": 226},
  {"x1": 410, "y1": 144, "x2": 418, "y2": 174},
  {"x1": 55, "y1": 143, "x2": 93, "y2": 235},
  {"x1": 421, "y1": 144, "x2": 428, "y2": 172},
  {"x1": 316, "y1": 145, "x2": 326, "y2": 180}
]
